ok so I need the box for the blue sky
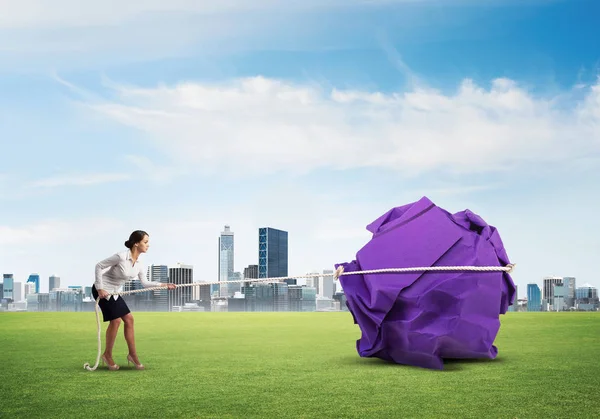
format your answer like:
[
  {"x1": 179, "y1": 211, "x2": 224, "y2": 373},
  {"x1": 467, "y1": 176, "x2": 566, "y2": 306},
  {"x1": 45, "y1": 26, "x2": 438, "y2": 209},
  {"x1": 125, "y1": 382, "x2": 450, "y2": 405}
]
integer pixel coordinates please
[{"x1": 1, "y1": 0, "x2": 599, "y2": 296}]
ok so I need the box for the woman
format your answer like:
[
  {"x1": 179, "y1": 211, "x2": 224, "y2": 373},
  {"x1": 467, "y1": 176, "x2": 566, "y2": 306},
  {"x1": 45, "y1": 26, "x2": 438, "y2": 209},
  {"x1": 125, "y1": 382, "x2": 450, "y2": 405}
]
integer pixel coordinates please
[{"x1": 92, "y1": 230, "x2": 176, "y2": 371}]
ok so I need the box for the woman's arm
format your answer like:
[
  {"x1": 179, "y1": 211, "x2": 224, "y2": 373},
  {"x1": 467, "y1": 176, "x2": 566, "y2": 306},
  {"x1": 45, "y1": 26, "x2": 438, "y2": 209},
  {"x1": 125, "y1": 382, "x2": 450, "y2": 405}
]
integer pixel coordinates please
[
  {"x1": 138, "y1": 268, "x2": 177, "y2": 290},
  {"x1": 94, "y1": 253, "x2": 121, "y2": 291},
  {"x1": 138, "y1": 266, "x2": 164, "y2": 288}
]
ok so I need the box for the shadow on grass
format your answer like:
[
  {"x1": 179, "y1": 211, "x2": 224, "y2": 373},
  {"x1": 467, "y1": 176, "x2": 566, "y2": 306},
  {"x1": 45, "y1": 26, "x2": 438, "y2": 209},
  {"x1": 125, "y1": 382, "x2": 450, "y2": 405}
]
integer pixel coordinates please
[
  {"x1": 77, "y1": 364, "x2": 148, "y2": 373},
  {"x1": 442, "y1": 356, "x2": 504, "y2": 371},
  {"x1": 337, "y1": 355, "x2": 506, "y2": 371}
]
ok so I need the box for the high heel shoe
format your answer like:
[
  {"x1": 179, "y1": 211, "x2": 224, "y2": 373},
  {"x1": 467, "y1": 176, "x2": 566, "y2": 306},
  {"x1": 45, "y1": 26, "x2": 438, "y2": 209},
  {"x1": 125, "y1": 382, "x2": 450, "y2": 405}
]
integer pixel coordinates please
[
  {"x1": 127, "y1": 354, "x2": 145, "y2": 370},
  {"x1": 101, "y1": 354, "x2": 120, "y2": 371}
]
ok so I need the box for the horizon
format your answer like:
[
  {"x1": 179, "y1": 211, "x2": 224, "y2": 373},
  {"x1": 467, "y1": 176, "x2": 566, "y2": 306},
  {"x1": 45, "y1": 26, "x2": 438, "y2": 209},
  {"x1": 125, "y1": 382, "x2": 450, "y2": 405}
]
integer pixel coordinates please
[{"x1": 1, "y1": 0, "x2": 599, "y2": 295}]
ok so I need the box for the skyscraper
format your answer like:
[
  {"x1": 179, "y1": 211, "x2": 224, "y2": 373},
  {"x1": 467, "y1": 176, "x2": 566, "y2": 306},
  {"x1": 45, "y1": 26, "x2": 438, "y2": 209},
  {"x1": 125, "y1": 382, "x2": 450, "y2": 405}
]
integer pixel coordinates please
[
  {"x1": 13, "y1": 282, "x2": 22, "y2": 302},
  {"x1": 562, "y1": 277, "x2": 576, "y2": 309},
  {"x1": 319, "y1": 270, "x2": 334, "y2": 299},
  {"x1": 49, "y1": 275, "x2": 60, "y2": 291},
  {"x1": 169, "y1": 263, "x2": 193, "y2": 310},
  {"x1": 27, "y1": 274, "x2": 40, "y2": 294},
  {"x1": 2, "y1": 274, "x2": 14, "y2": 300},
  {"x1": 147, "y1": 264, "x2": 169, "y2": 311},
  {"x1": 527, "y1": 283, "x2": 542, "y2": 312},
  {"x1": 24, "y1": 283, "x2": 36, "y2": 298},
  {"x1": 542, "y1": 276, "x2": 562, "y2": 307},
  {"x1": 258, "y1": 227, "x2": 288, "y2": 279},
  {"x1": 218, "y1": 225, "x2": 234, "y2": 297}
]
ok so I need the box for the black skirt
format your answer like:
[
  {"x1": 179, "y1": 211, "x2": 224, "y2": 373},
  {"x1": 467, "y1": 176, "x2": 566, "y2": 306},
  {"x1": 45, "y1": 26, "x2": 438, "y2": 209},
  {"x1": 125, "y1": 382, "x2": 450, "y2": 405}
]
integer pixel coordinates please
[{"x1": 92, "y1": 285, "x2": 131, "y2": 322}]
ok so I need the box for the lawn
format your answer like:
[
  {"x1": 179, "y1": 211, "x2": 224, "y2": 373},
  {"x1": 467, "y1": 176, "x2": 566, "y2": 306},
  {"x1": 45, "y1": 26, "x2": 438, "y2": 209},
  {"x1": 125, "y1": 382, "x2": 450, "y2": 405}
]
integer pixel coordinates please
[{"x1": 1, "y1": 311, "x2": 599, "y2": 418}]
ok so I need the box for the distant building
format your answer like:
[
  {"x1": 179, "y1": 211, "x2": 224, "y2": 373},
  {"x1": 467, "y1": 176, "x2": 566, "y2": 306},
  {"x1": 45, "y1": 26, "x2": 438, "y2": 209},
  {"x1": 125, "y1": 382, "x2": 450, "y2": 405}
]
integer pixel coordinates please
[
  {"x1": 192, "y1": 282, "x2": 212, "y2": 311},
  {"x1": 147, "y1": 264, "x2": 169, "y2": 311},
  {"x1": 562, "y1": 277, "x2": 576, "y2": 309},
  {"x1": 49, "y1": 275, "x2": 61, "y2": 291},
  {"x1": 527, "y1": 283, "x2": 542, "y2": 312},
  {"x1": 2, "y1": 274, "x2": 14, "y2": 301},
  {"x1": 227, "y1": 296, "x2": 246, "y2": 312},
  {"x1": 288, "y1": 285, "x2": 303, "y2": 311},
  {"x1": 24, "y1": 282, "x2": 35, "y2": 298},
  {"x1": 258, "y1": 227, "x2": 288, "y2": 279},
  {"x1": 26, "y1": 293, "x2": 50, "y2": 311},
  {"x1": 302, "y1": 287, "x2": 317, "y2": 311},
  {"x1": 27, "y1": 274, "x2": 40, "y2": 294},
  {"x1": 254, "y1": 283, "x2": 274, "y2": 312},
  {"x1": 576, "y1": 283, "x2": 599, "y2": 311},
  {"x1": 306, "y1": 273, "x2": 319, "y2": 293},
  {"x1": 49, "y1": 288, "x2": 84, "y2": 312},
  {"x1": 272, "y1": 283, "x2": 289, "y2": 311},
  {"x1": 333, "y1": 292, "x2": 347, "y2": 311},
  {"x1": 122, "y1": 279, "x2": 154, "y2": 312},
  {"x1": 13, "y1": 281, "x2": 22, "y2": 302},
  {"x1": 169, "y1": 263, "x2": 193, "y2": 311},
  {"x1": 244, "y1": 265, "x2": 258, "y2": 279},
  {"x1": 543, "y1": 276, "x2": 563, "y2": 310},
  {"x1": 316, "y1": 296, "x2": 333, "y2": 311},
  {"x1": 553, "y1": 285, "x2": 565, "y2": 311},
  {"x1": 319, "y1": 270, "x2": 334, "y2": 299},
  {"x1": 218, "y1": 225, "x2": 235, "y2": 297}
]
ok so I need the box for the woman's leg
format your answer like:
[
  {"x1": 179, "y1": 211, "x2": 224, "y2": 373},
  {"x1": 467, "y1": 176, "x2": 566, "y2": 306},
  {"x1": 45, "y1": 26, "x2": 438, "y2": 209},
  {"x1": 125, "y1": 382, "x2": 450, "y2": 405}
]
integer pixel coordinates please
[
  {"x1": 122, "y1": 313, "x2": 141, "y2": 363},
  {"x1": 103, "y1": 318, "x2": 122, "y2": 365}
]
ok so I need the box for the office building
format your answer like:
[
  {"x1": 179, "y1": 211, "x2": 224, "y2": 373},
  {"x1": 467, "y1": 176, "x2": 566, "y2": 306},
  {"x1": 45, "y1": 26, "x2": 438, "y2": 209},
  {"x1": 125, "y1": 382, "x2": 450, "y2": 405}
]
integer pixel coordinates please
[
  {"x1": 147, "y1": 264, "x2": 169, "y2": 311},
  {"x1": 244, "y1": 265, "x2": 258, "y2": 279},
  {"x1": 49, "y1": 275, "x2": 61, "y2": 291},
  {"x1": 542, "y1": 276, "x2": 562, "y2": 309},
  {"x1": 218, "y1": 225, "x2": 235, "y2": 297},
  {"x1": 169, "y1": 263, "x2": 193, "y2": 310},
  {"x1": 2, "y1": 274, "x2": 14, "y2": 300},
  {"x1": 527, "y1": 283, "x2": 542, "y2": 312},
  {"x1": 319, "y1": 270, "x2": 334, "y2": 299},
  {"x1": 24, "y1": 282, "x2": 36, "y2": 298},
  {"x1": 13, "y1": 282, "x2": 22, "y2": 302},
  {"x1": 258, "y1": 227, "x2": 288, "y2": 279},
  {"x1": 576, "y1": 283, "x2": 599, "y2": 311},
  {"x1": 27, "y1": 274, "x2": 40, "y2": 294},
  {"x1": 562, "y1": 277, "x2": 576, "y2": 309}
]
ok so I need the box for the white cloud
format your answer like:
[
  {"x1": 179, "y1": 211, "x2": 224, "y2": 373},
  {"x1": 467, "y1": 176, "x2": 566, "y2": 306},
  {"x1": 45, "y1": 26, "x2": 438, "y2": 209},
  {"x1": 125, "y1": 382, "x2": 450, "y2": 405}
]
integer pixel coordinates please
[
  {"x1": 82, "y1": 76, "x2": 600, "y2": 178},
  {"x1": 28, "y1": 173, "x2": 131, "y2": 188},
  {"x1": 0, "y1": 218, "x2": 124, "y2": 245}
]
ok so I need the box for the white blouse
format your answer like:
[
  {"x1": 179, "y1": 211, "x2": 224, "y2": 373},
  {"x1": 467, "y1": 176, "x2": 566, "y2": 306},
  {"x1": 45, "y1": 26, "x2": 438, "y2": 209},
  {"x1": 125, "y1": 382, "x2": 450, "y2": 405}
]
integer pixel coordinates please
[{"x1": 94, "y1": 250, "x2": 162, "y2": 299}]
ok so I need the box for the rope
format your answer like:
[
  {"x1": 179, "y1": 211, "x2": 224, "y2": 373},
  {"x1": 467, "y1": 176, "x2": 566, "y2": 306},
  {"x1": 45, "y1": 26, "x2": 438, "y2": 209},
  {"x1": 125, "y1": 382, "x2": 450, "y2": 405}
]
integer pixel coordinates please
[{"x1": 83, "y1": 263, "x2": 515, "y2": 370}]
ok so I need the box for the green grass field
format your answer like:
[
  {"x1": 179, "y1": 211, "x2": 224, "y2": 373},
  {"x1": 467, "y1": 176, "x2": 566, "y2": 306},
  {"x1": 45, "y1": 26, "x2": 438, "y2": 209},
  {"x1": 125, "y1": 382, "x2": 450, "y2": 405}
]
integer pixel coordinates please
[{"x1": 1, "y1": 311, "x2": 599, "y2": 418}]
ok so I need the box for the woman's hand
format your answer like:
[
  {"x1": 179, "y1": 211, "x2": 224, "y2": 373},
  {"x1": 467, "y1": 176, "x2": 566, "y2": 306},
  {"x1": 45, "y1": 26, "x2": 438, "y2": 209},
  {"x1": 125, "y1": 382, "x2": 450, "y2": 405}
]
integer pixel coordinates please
[
  {"x1": 166, "y1": 283, "x2": 177, "y2": 290},
  {"x1": 97, "y1": 289, "x2": 110, "y2": 299}
]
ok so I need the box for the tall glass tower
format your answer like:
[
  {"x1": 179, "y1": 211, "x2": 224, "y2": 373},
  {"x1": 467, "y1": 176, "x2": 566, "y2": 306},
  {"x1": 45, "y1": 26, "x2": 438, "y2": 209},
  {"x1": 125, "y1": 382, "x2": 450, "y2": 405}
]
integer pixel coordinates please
[
  {"x1": 2, "y1": 274, "x2": 14, "y2": 300},
  {"x1": 27, "y1": 274, "x2": 40, "y2": 294},
  {"x1": 218, "y1": 225, "x2": 234, "y2": 297},
  {"x1": 527, "y1": 283, "x2": 542, "y2": 312},
  {"x1": 258, "y1": 227, "x2": 288, "y2": 279}
]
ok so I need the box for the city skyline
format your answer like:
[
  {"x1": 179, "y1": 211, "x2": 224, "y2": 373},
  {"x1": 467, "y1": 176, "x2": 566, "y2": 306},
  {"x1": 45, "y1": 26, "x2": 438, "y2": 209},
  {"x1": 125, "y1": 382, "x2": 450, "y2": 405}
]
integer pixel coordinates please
[
  {"x1": 1, "y1": 0, "x2": 599, "y2": 295},
  {"x1": 4, "y1": 265, "x2": 598, "y2": 313},
  {"x1": 1, "y1": 221, "x2": 598, "y2": 297}
]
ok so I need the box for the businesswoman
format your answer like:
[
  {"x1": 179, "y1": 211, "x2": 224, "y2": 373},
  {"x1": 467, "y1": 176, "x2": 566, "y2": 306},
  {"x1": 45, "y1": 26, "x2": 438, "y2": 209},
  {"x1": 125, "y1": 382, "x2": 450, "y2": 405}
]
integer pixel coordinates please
[{"x1": 92, "y1": 230, "x2": 176, "y2": 370}]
